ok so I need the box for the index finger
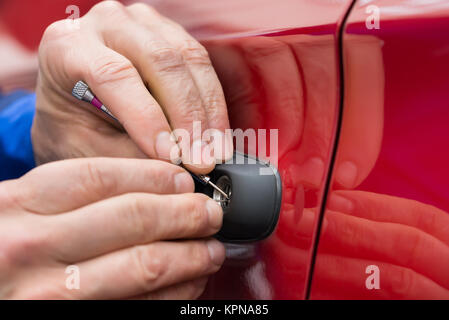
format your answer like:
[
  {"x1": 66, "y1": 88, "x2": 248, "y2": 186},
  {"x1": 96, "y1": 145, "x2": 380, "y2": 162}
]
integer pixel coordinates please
[
  {"x1": 10, "y1": 157, "x2": 194, "y2": 215},
  {"x1": 81, "y1": 45, "x2": 182, "y2": 164},
  {"x1": 127, "y1": 4, "x2": 233, "y2": 162},
  {"x1": 40, "y1": 19, "x2": 181, "y2": 164}
]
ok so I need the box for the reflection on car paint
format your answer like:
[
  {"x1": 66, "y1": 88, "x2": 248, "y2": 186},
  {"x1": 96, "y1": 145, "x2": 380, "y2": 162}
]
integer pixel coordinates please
[
  {"x1": 200, "y1": 31, "x2": 340, "y2": 299},
  {"x1": 311, "y1": 0, "x2": 449, "y2": 299}
]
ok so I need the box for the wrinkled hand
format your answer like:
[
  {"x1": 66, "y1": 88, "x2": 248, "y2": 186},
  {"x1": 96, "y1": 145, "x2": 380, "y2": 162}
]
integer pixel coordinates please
[
  {"x1": 0, "y1": 158, "x2": 225, "y2": 299},
  {"x1": 32, "y1": 1, "x2": 233, "y2": 174}
]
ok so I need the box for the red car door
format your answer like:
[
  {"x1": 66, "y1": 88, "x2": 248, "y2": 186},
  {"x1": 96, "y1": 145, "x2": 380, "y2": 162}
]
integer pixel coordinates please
[
  {"x1": 2, "y1": 0, "x2": 354, "y2": 299},
  {"x1": 5, "y1": 0, "x2": 448, "y2": 300},
  {"x1": 150, "y1": 0, "x2": 354, "y2": 299},
  {"x1": 310, "y1": 0, "x2": 449, "y2": 299},
  {"x1": 159, "y1": 0, "x2": 449, "y2": 300}
]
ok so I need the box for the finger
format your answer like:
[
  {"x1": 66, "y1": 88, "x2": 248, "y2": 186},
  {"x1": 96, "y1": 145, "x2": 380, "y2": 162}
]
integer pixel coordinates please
[
  {"x1": 285, "y1": 35, "x2": 338, "y2": 188},
  {"x1": 40, "y1": 18, "x2": 180, "y2": 163},
  {"x1": 12, "y1": 158, "x2": 194, "y2": 215},
  {"x1": 332, "y1": 35, "x2": 384, "y2": 189},
  {"x1": 127, "y1": 4, "x2": 233, "y2": 163},
  {"x1": 205, "y1": 42, "x2": 264, "y2": 132},
  {"x1": 328, "y1": 190, "x2": 449, "y2": 246},
  {"x1": 239, "y1": 37, "x2": 304, "y2": 160},
  {"x1": 88, "y1": 4, "x2": 215, "y2": 173},
  {"x1": 320, "y1": 209, "x2": 449, "y2": 289},
  {"x1": 311, "y1": 253, "x2": 449, "y2": 299},
  {"x1": 73, "y1": 240, "x2": 225, "y2": 299},
  {"x1": 49, "y1": 193, "x2": 223, "y2": 262},
  {"x1": 131, "y1": 277, "x2": 208, "y2": 300},
  {"x1": 82, "y1": 45, "x2": 181, "y2": 164}
]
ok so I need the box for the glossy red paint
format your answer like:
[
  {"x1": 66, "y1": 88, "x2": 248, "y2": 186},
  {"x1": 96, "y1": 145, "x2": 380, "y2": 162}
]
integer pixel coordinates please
[
  {"x1": 145, "y1": 0, "x2": 353, "y2": 299},
  {"x1": 0, "y1": 0, "x2": 352, "y2": 299},
  {"x1": 4, "y1": 0, "x2": 448, "y2": 300},
  {"x1": 0, "y1": 0, "x2": 99, "y2": 51},
  {"x1": 199, "y1": 31, "x2": 339, "y2": 299},
  {"x1": 310, "y1": 0, "x2": 449, "y2": 299}
]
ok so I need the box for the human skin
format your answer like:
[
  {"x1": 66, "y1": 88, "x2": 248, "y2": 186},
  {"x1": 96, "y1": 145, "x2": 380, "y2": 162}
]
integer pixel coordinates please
[
  {"x1": 32, "y1": 1, "x2": 233, "y2": 172},
  {"x1": 3, "y1": 1, "x2": 236, "y2": 300},
  {"x1": 0, "y1": 158, "x2": 225, "y2": 299}
]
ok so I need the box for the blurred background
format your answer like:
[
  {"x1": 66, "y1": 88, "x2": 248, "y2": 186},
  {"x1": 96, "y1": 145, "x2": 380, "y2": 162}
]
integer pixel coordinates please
[{"x1": 0, "y1": 0, "x2": 99, "y2": 92}]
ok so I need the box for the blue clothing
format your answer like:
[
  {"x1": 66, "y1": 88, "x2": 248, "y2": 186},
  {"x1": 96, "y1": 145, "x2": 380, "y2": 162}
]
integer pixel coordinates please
[{"x1": 0, "y1": 91, "x2": 36, "y2": 181}]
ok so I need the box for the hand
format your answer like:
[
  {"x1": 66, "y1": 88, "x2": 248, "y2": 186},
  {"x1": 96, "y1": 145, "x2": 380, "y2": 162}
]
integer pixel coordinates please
[
  {"x1": 32, "y1": 1, "x2": 233, "y2": 174},
  {"x1": 311, "y1": 190, "x2": 449, "y2": 299},
  {"x1": 0, "y1": 158, "x2": 225, "y2": 299}
]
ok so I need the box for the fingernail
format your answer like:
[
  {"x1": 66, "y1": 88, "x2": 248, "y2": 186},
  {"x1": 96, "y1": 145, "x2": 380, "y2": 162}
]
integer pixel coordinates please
[
  {"x1": 174, "y1": 172, "x2": 193, "y2": 193},
  {"x1": 156, "y1": 131, "x2": 179, "y2": 162},
  {"x1": 328, "y1": 193, "x2": 354, "y2": 213},
  {"x1": 210, "y1": 131, "x2": 233, "y2": 163},
  {"x1": 170, "y1": 143, "x2": 182, "y2": 165},
  {"x1": 335, "y1": 161, "x2": 358, "y2": 189},
  {"x1": 206, "y1": 199, "x2": 223, "y2": 229},
  {"x1": 207, "y1": 239, "x2": 225, "y2": 266},
  {"x1": 191, "y1": 139, "x2": 215, "y2": 168},
  {"x1": 202, "y1": 143, "x2": 216, "y2": 167},
  {"x1": 298, "y1": 157, "x2": 325, "y2": 188},
  {"x1": 191, "y1": 139, "x2": 204, "y2": 166}
]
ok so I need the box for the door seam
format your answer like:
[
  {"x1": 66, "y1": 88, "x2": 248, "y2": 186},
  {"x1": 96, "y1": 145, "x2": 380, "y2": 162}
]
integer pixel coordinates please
[{"x1": 304, "y1": 0, "x2": 358, "y2": 300}]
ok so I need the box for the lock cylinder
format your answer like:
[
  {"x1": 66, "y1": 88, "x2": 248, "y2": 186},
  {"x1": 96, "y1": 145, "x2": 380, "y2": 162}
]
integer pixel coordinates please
[{"x1": 194, "y1": 152, "x2": 282, "y2": 243}]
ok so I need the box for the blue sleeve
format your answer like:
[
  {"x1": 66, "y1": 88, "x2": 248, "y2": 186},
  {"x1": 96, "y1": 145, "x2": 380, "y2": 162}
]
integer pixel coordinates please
[{"x1": 0, "y1": 91, "x2": 36, "y2": 181}]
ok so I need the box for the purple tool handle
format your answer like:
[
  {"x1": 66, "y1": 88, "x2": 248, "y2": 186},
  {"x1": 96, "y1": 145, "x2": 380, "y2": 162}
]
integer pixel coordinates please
[{"x1": 91, "y1": 97, "x2": 103, "y2": 110}]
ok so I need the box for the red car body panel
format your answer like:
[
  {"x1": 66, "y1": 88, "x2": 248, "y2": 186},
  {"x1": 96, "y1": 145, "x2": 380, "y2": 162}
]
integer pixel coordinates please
[
  {"x1": 311, "y1": 0, "x2": 449, "y2": 299},
  {"x1": 151, "y1": 0, "x2": 354, "y2": 299},
  {"x1": 2, "y1": 0, "x2": 449, "y2": 299}
]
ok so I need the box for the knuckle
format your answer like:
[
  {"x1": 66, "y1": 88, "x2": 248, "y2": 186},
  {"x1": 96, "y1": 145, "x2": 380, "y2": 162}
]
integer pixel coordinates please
[
  {"x1": 203, "y1": 91, "x2": 227, "y2": 117},
  {"x1": 180, "y1": 41, "x2": 211, "y2": 66},
  {"x1": 2, "y1": 226, "x2": 50, "y2": 266},
  {"x1": 87, "y1": 55, "x2": 136, "y2": 85},
  {"x1": 123, "y1": 195, "x2": 150, "y2": 241},
  {"x1": 146, "y1": 44, "x2": 185, "y2": 73},
  {"x1": 41, "y1": 20, "x2": 76, "y2": 43},
  {"x1": 127, "y1": 3, "x2": 159, "y2": 16},
  {"x1": 128, "y1": 194, "x2": 147, "y2": 217},
  {"x1": 0, "y1": 181, "x2": 16, "y2": 210},
  {"x1": 177, "y1": 89, "x2": 204, "y2": 115},
  {"x1": 132, "y1": 245, "x2": 166, "y2": 289},
  {"x1": 399, "y1": 230, "x2": 422, "y2": 266},
  {"x1": 171, "y1": 92, "x2": 206, "y2": 126},
  {"x1": 90, "y1": 0, "x2": 126, "y2": 16},
  {"x1": 79, "y1": 160, "x2": 116, "y2": 196},
  {"x1": 144, "y1": 161, "x2": 177, "y2": 187},
  {"x1": 7, "y1": 178, "x2": 37, "y2": 212},
  {"x1": 389, "y1": 266, "x2": 415, "y2": 298},
  {"x1": 184, "y1": 194, "x2": 210, "y2": 232}
]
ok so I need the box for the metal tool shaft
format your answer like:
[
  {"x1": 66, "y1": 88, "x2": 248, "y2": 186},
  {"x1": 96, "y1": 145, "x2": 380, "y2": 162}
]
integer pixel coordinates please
[
  {"x1": 72, "y1": 80, "x2": 230, "y2": 200},
  {"x1": 198, "y1": 175, "x2": 230, "y2": 200}
]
